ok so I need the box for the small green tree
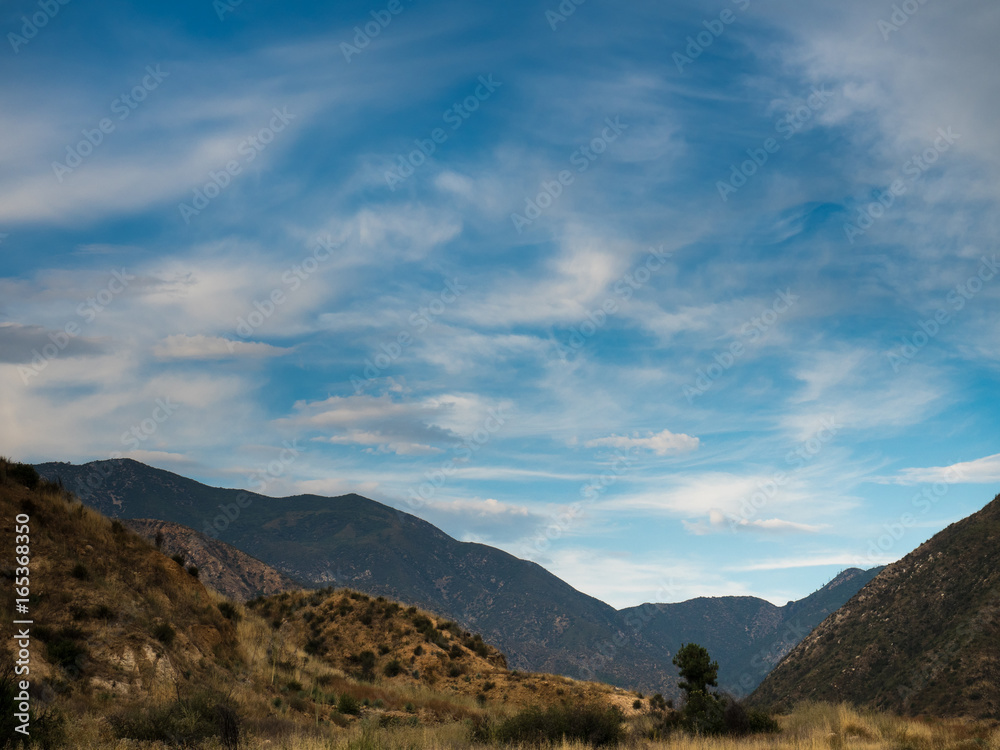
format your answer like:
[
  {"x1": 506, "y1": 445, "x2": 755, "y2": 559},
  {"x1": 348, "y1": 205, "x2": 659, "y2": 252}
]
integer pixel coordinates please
[
  {"x1": 672, "y1": 643, "x2": 718, "y2": 696},
  {"x1": 672, "y1": 643, "x2": 724, "y2": 735}
]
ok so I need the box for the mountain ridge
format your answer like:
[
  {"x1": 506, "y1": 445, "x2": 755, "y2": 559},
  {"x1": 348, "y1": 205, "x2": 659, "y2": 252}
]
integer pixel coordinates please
[{"x1": 37, "y1": 457, "x2": 881, "y2": 696}]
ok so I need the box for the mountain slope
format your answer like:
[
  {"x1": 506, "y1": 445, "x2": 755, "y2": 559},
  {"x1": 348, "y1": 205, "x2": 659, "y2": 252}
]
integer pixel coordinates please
[
  {"x1": 0, "y1": 459, "x2": 637, "y2": 749},
  {"x1": 751, "y1": 492, "x2": 1000, "y2": 719},
  {"x1": 37, "y1": 458, "x2": 879, "y2": 696},
  {"x1": 617, "y1": 567, "x2": 883, "y2": 697},
  {"x1": 36, "y1": 458, "x2": 668, "y2": 691},
  {"x1": 124, "y1": 518, "x2": 302, "y2": 601}
]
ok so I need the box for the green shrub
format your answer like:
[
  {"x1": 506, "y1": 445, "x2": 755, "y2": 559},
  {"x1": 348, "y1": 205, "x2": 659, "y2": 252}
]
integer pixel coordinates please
[
  {"x1": 476, "y1": 703, "x2": 624, "y2": 747},
  {"x1": 171, "y1": 553, "x2": 185, "y2": 566},
  {"x1": 70, "y1": 563, "x2": 89, "y2": 580},
  {"x1": 337, "y1": 693, "x2": 361, "y2": 715},
  {"x1": 187, "y1": 565, "x2": 199, "y2": 578}
]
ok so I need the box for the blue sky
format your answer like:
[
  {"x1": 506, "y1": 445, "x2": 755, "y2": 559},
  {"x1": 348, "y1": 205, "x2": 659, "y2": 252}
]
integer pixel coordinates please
[{"x1": 2, "y1": 0, "x2": 999, "y2": 608}]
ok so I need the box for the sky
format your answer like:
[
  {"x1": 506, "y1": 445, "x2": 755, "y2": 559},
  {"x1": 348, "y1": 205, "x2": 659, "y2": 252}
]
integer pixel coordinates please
[{"x1": 1, "y1": 0, "x2": 999, "y2": 609}]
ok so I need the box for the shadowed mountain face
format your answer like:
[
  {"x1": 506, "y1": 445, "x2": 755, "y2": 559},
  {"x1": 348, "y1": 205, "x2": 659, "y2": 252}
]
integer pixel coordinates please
[
  {"x1": 618, "y1": 567, "x2": 883, "y2": 699},
  {"x1": 751, "y1": 492, "x2": 1000, "y2": 720},
  {"x1": 37, "y1": 458, "x2": 878, "y2": 695}
]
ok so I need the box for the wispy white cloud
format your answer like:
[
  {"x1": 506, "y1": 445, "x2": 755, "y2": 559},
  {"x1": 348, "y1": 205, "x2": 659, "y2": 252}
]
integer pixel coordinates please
[
  {"x1": 585, "y1": 428, "x2": 699, "y2": 456},
  {"x1": 153, "y1": 334, "x2": 292, "y2": 360},
  {"x1": 884, "y1": 453, "x2": 1000, "y2": 485}
]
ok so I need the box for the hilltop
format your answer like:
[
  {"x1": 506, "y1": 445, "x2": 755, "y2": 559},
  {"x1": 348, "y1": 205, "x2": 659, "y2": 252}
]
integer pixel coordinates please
[{"x1": 751, "y1": 492, "x2": 1000, "y2": 719}]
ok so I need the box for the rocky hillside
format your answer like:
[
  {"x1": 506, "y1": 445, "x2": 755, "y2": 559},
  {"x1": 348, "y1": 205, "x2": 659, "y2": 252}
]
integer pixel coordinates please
[
  {"x1": 125, "y1": 518, "x2": 300, "y2": 601},
  {"x1": 751, "y1": 492, "x2": 1000, "y2": 719}
]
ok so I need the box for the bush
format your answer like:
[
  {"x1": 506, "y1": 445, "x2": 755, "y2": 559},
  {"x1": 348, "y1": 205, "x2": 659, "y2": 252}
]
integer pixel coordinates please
[
  {"x1": 723, "y1": 700, "x2": 780, "y2": 735},
  {"x1": 383, "y1": 659, "x2": 403, "y2": 677},
  {"x1": 70, "y1": 563, "x2": 90, "y2": 580},
  {"x1": 153, "y1": 623, "x2": 176, "y2": 645},
  {"x1": 476, "y1": 703, "x2": 624, "y2": 747},
  {"x1": 109, "y1": 692, "x2": 240, "y2": 748},
  {"x1": 187, "y1": 565, "x2": 199, "y2": 578},
  {"x1": 337, "y1": 693, "x2": 361, "y2": 715},
  {"x1": 7, "y1": 462, "x2": 40, "y2": 490},
  {"x1": 352, "y1": 650, "x2": 376, "y2": 681},
  {"x1": 171, "y1": 553, "x2": 185, "y2": 566}
]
